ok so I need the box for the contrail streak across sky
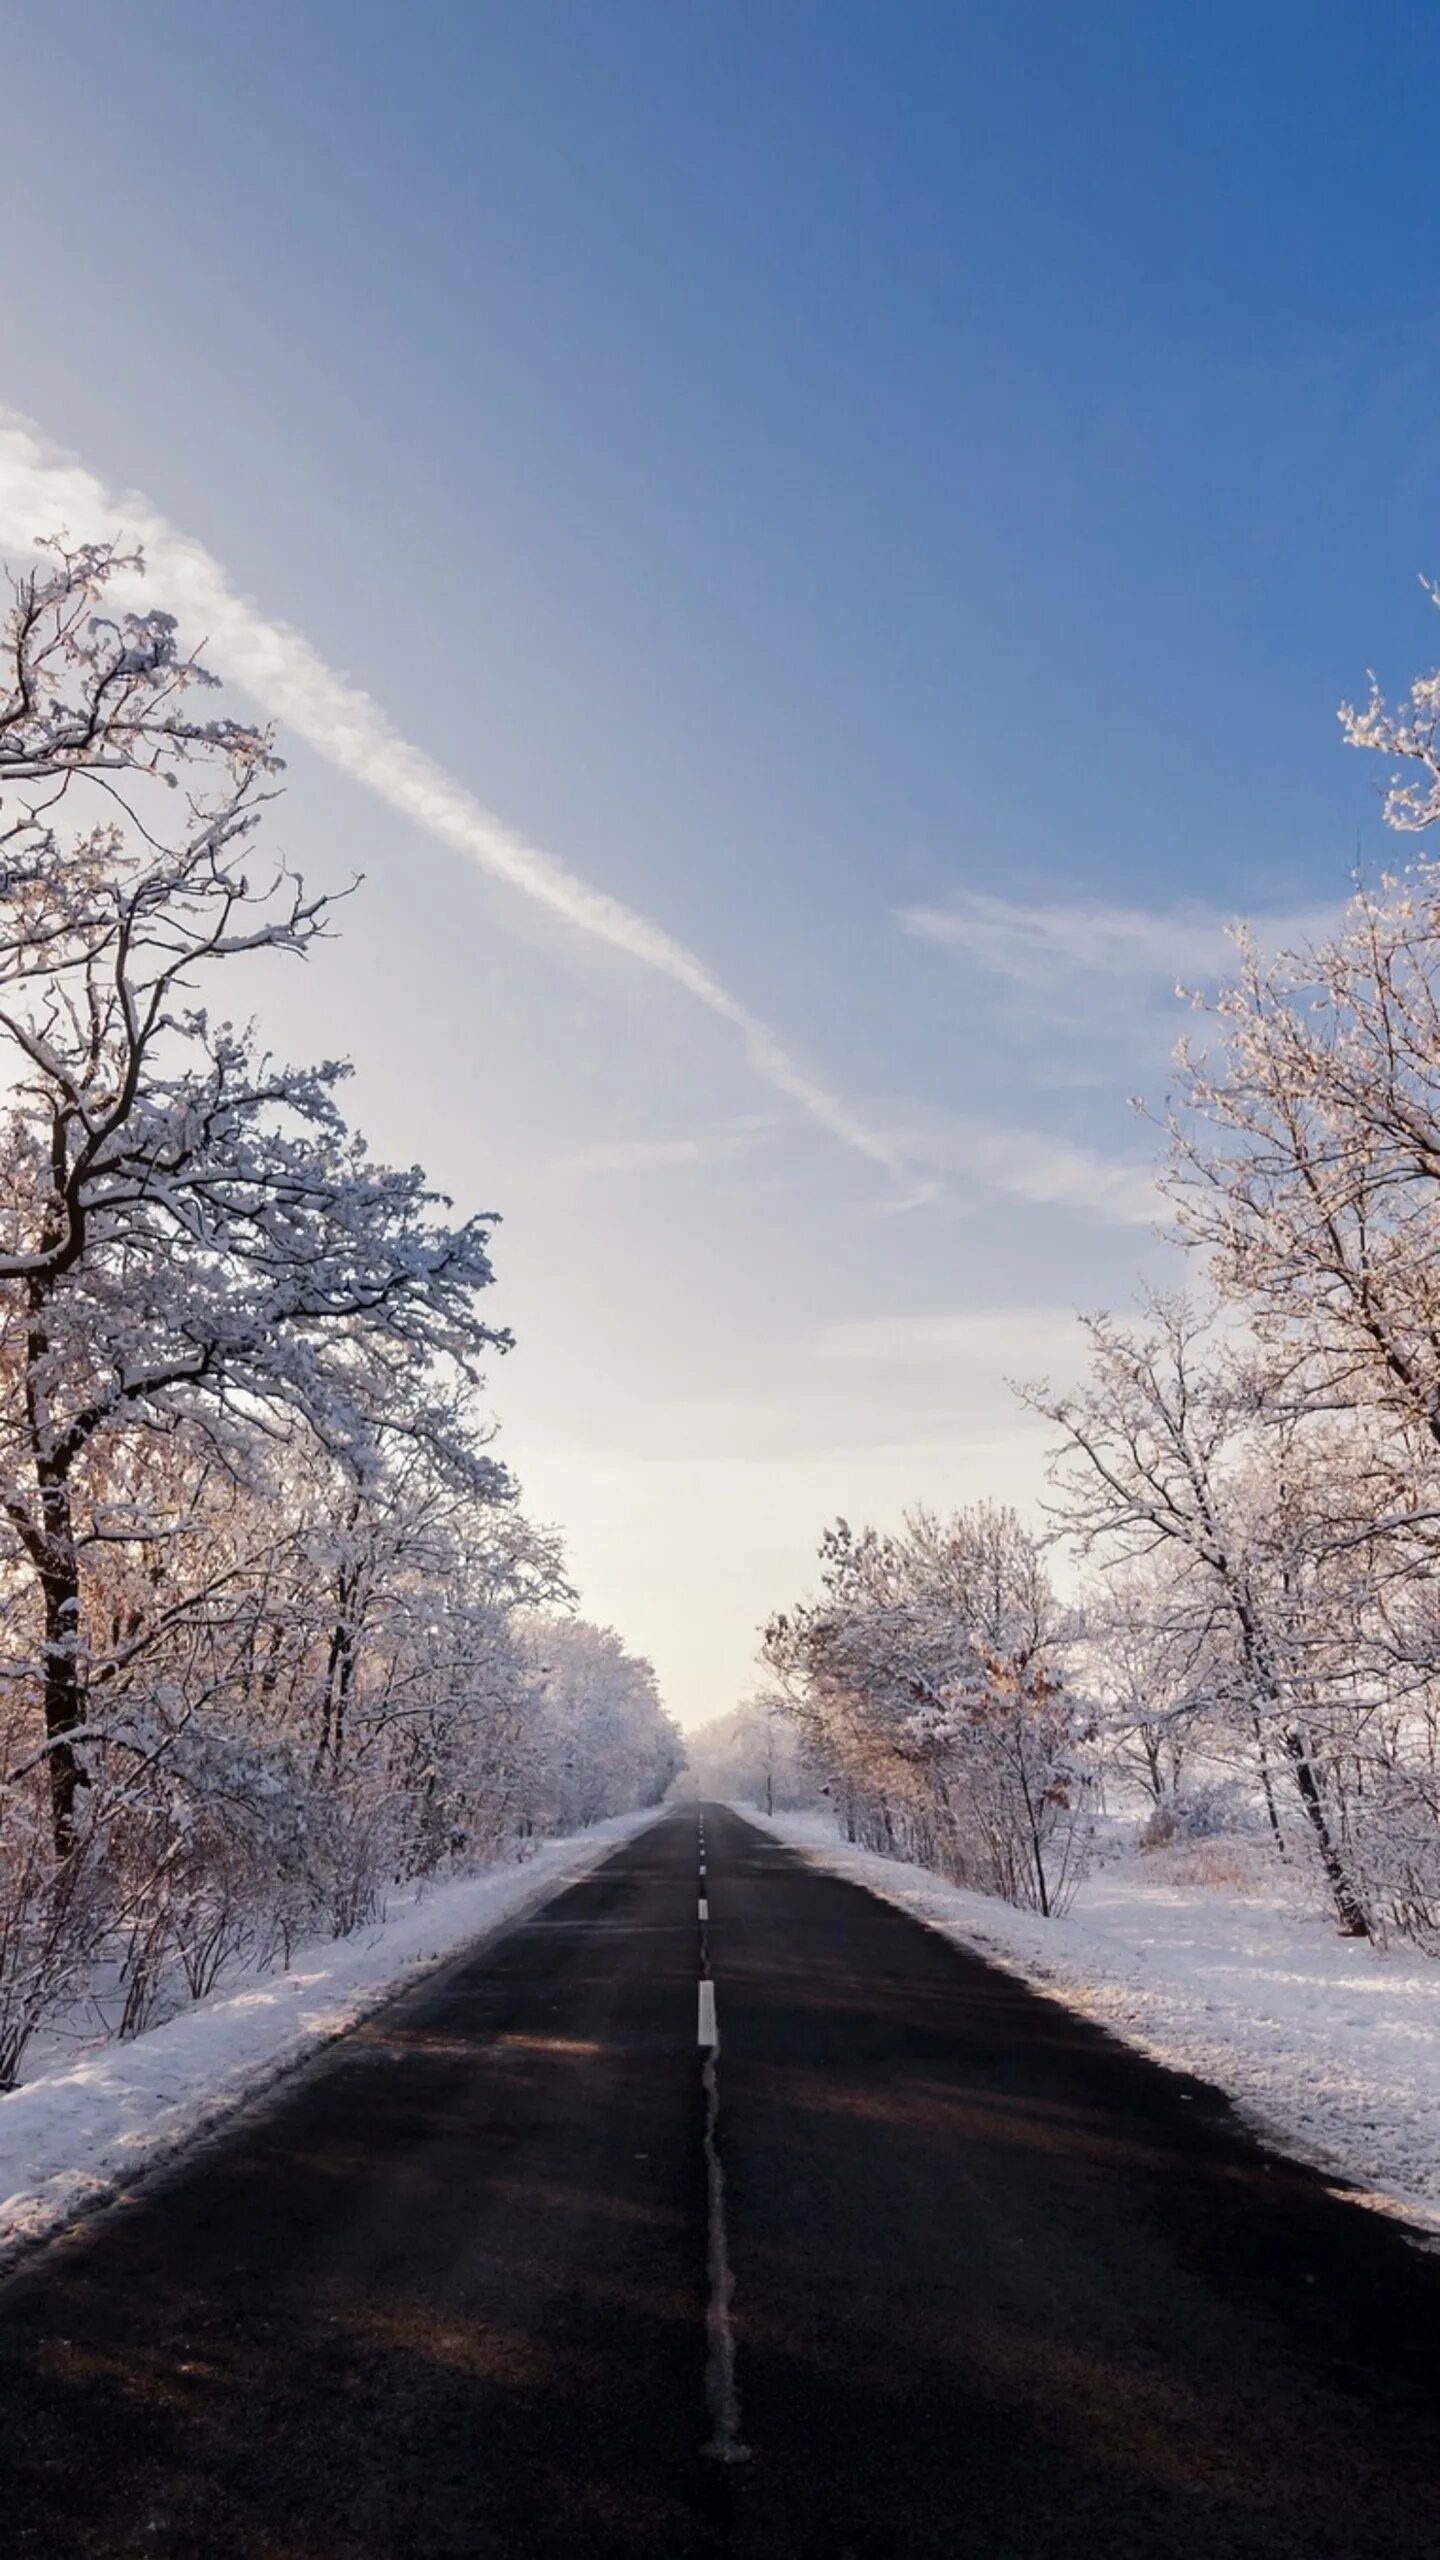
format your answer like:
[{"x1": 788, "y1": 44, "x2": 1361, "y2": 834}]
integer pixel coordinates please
[{"x1": 0, "y1": 411, "x2": 910, "y2": 1185}]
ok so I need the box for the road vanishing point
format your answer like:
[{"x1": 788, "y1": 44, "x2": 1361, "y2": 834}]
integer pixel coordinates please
[{"x1": 2, "y1": 1804, "x2": 1439, "y2": 2558}]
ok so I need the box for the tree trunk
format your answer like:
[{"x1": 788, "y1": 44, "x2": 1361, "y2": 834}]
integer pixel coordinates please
[
  {"x1": 315, "y1": 1573, "x2": 359, "y2": 1777},
  {"x1": 37, "y1": 1470, "x2": 85, "y2": 1859},
  {"x1": 25, "y1": 1264, "x2": 88, "y2": 1859},
  {"x1": 1253, "y1": 1709, "x2": 1286, "y2": 1856},
  {"x1": 1283, "y1": 1728, "x2": 1369, "y2": 1936}
]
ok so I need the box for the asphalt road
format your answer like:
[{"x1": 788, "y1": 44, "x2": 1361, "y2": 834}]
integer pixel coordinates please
[{"x1": 2, "y1": 1803, "x2": 1439, "y2": 2559}]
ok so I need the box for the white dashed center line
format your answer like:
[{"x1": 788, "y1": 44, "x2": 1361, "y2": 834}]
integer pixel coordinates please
[{"x1": 694, "y1": 1813, "x2": 747, "y2": 2462}]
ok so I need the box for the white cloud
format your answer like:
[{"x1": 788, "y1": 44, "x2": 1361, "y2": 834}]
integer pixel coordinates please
[
  {"x1": 900, "y1": 888, "x2": 1341, "y2": 988},
  {"x1": 0, "y1": 410, "x2": 908, "y2": 1186},
  {"x1": 944, "y1": 1115, "x2": 1161, "y2": 1227}
]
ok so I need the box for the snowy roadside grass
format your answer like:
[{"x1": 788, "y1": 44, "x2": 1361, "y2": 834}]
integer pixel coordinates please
[
  {"x1": 0, "y1": 1809, "x2": 658, "y2": 2274},
  {"x1": 736, "y1": 1804, "x2": 1440, "y2": 2238}
]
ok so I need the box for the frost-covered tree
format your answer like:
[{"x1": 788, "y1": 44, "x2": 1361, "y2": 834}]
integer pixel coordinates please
[
  {"x1": 1167, "y1": 877, "x2": 1440, "y2": 1482},
  {"x1": 0, "y1": 537, "x2": 677, "y2": 2082},
  {"x1": 1074, "y1": 1554, "x2": 1217, "y2": 1814},
  {"x1": 1021, "y1": 1296, "x2": 1379, "y2": 1934},
  {"x1": 684, "y1": 1691, "x2": 814, "y2": 1815},
  {"x1": 1084, "y1": 608, "x2": 1440, "y2": 1944},
  {"x1": 765, "y1": 1505, "x2": 1089, "y2": 1915},
  {"x1": 0, "y1": 544, "x2": 504, "y2": 1851},
  {"x1": 520, "y1": 1618, "x2": 685, "y2": 1831}
]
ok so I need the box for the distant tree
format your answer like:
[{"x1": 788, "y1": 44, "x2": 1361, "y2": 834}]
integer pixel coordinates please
[
  {"x1": 765, "y1": 1504, "x2": 1089, "y2": 1916},
  {"x1": 684, "y1": 1691, "x2": 814, "y2": 1815},
  {"x1": 521, "y1": 1618, "x2": 685, "y2": 1829}
]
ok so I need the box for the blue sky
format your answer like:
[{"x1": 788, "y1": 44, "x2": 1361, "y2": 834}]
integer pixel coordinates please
[{"x1": 7, "y1": 3, "x2": 1440, "y2": 1718}]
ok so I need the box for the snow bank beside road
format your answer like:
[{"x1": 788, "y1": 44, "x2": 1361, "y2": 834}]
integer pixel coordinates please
[
  {"x1": 0, "y1": 1810, "x2": 657, "y2": 2273},
  {"x1": 738, "y1": 1805, "x2": 1440, "y2": 2235}
]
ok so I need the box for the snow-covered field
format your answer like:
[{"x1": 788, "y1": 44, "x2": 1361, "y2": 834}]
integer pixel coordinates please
[
  {"x1": 0, "y1": 1810, "x2": 657, "y2": 2274},
  {"x1": 738, "y1": 1805, "x2": 1440, "y2": 2237}
]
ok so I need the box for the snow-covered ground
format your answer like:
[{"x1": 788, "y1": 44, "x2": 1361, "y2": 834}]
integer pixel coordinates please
[
  {"x1": 738, "y1": 1804, "x2": 1440, "y2": 2237},
  {"x1": 0, "y1": 1809, "x2": 657, "y2": 2274}
]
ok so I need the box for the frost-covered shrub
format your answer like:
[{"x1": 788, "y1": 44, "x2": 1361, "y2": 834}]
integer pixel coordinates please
[
  {"x1": 1139, "y1": 1780, "x2": 1256, "y2": 1851},
  {"x1": 1329, "y1": 1759, "x2": 1440, "y2": 1954},
  {"x1": 1145, "y1": 1834, "x2": 1269, "y2": 1894},
  {"x1": 105, "y1": 1710, "x2": 329, "y2": 2029},
  {"x1": 0, "y1": 1779, "x2": 109, "y2": 2086},
  {"x1": 305, "y1": 1781, "x2": 395, "y2": 1941}
]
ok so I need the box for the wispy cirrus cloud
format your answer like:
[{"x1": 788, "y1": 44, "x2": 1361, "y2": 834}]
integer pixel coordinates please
[
  {"x1": 942, "y1": 1114, "x2": 1161, "y2": 1227},
  {"x1": 900, "y1": 887, "x2": 1340, "y2": 988},
  {"x1": 0, "y1": 411, "x2": 909, "y2": 1186},
  {"x1": 556, "y1": 1119, "x2": 772, "y2": 1177}
]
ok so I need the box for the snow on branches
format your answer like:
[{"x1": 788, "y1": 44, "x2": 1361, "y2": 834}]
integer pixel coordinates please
[
  {"x1": 1022, "y1": 605, "x2": 1440, "y2": 1951},
  {"x1": 761, "y1": 593, "x2": 1440, "y2": 1958},
  {"x1": 0, "y1": 540, "x2": 678, "y2": 2086},
  {"x1": 764, "y1": 1506, "x2": 1091, "y2": 1917}
]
